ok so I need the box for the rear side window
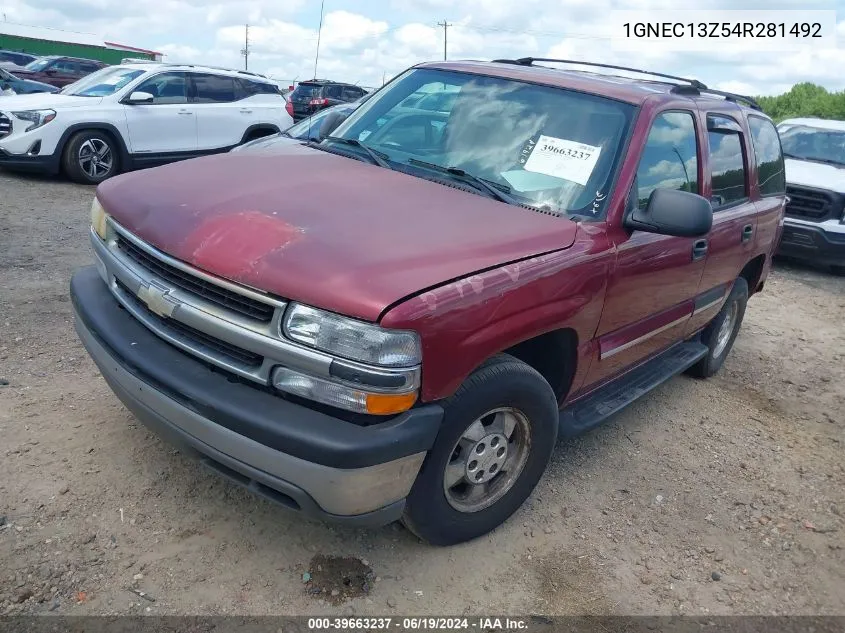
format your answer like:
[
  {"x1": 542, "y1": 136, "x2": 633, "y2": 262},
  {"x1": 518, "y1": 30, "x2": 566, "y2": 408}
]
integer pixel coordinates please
[
  {"x1": 635, "y1": 111, "x2": 699, "y2": 209},
  {"x1": 707, "y1": 114, "x2": 748, "y2": 209},
  {"x1": 325, "y1": 85, "x2": 343, "y2": 99},
  {"x1": 192, "y1": 74, "x2": 238, "y2": 103},
  {"x1": 239, "y1": 79, "x2": 279, "y2": 96},
  {"x1": 748, "y1": 116, "x2": 786, "y2": 197}
]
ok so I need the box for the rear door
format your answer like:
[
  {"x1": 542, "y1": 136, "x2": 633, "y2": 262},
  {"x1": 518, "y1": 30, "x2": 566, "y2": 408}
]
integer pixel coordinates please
[
  {"x1": 122, "y1": 71, "x2": 197, "y2": 154},
  {"x1": 189, "y1": 73, "x2": 250, "y2": 150},
  {"x1": 583, "y1": 109, "x2": 707, "y2": 387},
  {"x1": 687, "y1": 112, "x2": 758, "y2": 333}
]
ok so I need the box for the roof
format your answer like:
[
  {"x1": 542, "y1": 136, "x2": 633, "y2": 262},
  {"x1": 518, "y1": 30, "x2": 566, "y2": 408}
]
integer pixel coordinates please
[
  {"x1": 0, "y1": 21, "x2": 102, "y2": 47},
  {"x1": 778, "y1": 117, "x2": 845, "y2": 131},
  {"x1": 105, "y1": 42, "x2": 163, "y2": 56},
  {"x1": 0, "y1": 22, "x2": 161, "y2": 56},
  {"x1": 120, "y1": 61, "x2": 276, "y2": 84},
  {"x1": 419, "y1": 60, "x2": 681, "y2": 106},
  {"x1": 419, "y1": 60, "x2": 760, "y2": 111}
]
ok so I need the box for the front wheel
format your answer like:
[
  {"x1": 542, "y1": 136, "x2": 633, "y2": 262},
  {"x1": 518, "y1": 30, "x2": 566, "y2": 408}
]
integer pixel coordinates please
[
  {"x1": 62, "y1": 130, "x2": 120, "y2": 184},
  {"x1": 402, "y1": 354, "x2": 559, "y2": 546},
  {"x1": 687, "y1": 277, "x2": 749, "y2": 378}
]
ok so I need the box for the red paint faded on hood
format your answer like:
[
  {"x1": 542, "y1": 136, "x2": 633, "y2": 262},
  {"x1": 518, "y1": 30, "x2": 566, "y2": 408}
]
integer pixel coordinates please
[{"x1": 95, "y1": 144, "x2": 578, "y2": 321}]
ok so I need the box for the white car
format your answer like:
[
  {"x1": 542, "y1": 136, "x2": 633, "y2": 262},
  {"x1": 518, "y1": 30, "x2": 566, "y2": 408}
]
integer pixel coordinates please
[
  {"x1": 0, "y1": 62, "x2": 292, "y2": 184},
  {"x1": 776, "y1": 117, "x2": 845, "y2": 275}
]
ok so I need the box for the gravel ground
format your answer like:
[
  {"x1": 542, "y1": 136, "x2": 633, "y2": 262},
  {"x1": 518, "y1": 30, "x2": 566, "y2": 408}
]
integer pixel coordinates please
[{"x1": 1, "y1": 169, "x2": 844, "y2": 617}]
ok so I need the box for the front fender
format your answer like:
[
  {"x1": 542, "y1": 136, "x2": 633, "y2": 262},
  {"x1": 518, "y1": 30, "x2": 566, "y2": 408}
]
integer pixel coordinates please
[{"x1": 380, "y1": 229, "x2": 613, "y2": 403}]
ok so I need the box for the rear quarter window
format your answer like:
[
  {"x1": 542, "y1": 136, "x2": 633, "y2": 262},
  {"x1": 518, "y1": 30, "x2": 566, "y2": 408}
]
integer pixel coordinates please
[{"x1": 748, "y1": 116, "x2": 786, "y2": 197}]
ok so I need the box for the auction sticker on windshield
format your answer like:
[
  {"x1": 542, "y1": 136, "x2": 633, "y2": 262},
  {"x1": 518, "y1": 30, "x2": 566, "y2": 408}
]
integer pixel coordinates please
[{"x1": 523, "y1": 136, "x2": 602, "y2": 186}]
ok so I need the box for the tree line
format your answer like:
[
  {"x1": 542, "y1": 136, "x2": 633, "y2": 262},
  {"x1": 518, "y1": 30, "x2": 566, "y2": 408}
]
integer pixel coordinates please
[{"x1": 755, "y1": 83, "x2": 845, "y2": 123}]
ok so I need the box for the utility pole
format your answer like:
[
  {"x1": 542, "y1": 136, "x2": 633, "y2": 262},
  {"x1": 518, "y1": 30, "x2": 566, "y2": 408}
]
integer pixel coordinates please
[
  {"x1": 241, "y1": 24, "x2": 250, "y2": 70},
  {"x1": 437, "y1": 19, "x2": 452, "y2": 60}
]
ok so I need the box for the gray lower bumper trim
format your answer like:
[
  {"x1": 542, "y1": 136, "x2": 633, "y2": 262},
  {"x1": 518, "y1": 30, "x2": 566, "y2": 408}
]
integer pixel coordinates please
[{"x1": 75, "y1": 314, "x2": 425, "y2": 523}]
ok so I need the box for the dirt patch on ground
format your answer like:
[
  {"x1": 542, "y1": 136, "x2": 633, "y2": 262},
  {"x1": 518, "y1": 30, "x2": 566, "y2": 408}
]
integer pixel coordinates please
[
  {"x1": 1, "y1": 170, "x2": 844, "y2": 616},
  {"x1": 304, "y1": 555, "x2": 375, "y2": 605}
]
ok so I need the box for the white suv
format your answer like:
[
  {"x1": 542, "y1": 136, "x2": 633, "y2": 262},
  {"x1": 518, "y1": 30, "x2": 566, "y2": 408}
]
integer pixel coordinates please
[{"x1": 0, "y1": 62, "x2": 292, "y2": 184}]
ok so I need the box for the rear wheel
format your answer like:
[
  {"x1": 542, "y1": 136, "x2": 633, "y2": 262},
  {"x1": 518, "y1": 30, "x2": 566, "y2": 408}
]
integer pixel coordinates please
[
  {"x1": 402, "y1": 354, "x2": 559, "y2": 546},
  {"x1": 687, "y1": 277, "x2": 748, "y2": 378},
  {"x1": 62, "y1": 130, "x2": 120, "y2": 184}
]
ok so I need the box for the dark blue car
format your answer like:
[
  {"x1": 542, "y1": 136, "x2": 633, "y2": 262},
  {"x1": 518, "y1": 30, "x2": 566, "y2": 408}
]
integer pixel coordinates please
[{"x1": 0, "y1": 66, "x2": 58, "y2": 95}]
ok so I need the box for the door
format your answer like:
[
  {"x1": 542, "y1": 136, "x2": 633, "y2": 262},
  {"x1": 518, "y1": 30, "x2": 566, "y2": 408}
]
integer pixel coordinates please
[
  {"x1": 122, "y1": 72, "x2": 197, "y2": 154},
  {"x1": 748, "y1": 115, "x2": 787, "y2": 280},
  {"x1": 189, "y1": 73, "x2": 248, "y2": 150},
  {"x1": 584, "y1": 110, "x2": 707, "y2": 388},
  {"x1": 687, "y1": 113, "x2": 758, "y2": 333}
]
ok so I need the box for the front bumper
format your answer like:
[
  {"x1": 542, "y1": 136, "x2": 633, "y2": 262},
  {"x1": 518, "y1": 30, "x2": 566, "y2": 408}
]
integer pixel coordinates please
[
  {"x1": 776, "y1": 219, "x2": 845, "y2": 267},
  {"x1": 71, "y1": 267, "x2": 443, "y2": 525},
  {"x1": 0, "y1": 147, "x2": 59, "y2": 174}
]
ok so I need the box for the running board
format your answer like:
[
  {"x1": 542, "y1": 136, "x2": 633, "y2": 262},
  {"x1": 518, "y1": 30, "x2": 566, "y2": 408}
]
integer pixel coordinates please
[{"x1": 559, "y1": 341, "x2": 708, "y2": 438}]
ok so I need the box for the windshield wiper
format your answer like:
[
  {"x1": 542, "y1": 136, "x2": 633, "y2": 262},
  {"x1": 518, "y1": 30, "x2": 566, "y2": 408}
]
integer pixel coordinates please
[
  {"x1": 325, "y1": 136, "x2": 392, "y2": 169},
  {"x1": 407, "y1": 158, "x2": 556, "y2": 212}
]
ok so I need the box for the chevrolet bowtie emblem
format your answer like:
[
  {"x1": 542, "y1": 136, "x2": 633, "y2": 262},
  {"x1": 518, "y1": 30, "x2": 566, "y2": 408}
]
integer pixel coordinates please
[{"x1": 137, "y1": 281, "x2": 178, "y2": 318}]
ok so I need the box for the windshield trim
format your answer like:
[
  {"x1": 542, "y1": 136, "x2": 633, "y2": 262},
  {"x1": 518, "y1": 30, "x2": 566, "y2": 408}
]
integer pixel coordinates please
[{"x1": 330, "y1": 67, "x2": 640, "y2": 221}]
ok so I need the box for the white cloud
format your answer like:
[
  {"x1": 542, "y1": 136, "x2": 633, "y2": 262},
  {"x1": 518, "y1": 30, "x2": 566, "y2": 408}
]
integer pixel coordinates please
[{"x1": 2, "y1": 0, "x2": 844, "y2": 94}]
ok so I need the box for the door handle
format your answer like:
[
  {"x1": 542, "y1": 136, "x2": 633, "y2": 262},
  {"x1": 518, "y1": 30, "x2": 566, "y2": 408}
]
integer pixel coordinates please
[
  {"x1": 742, "y1": 224, "x2": 754, "y2": 243},
  {"x1": 692, "y1": 239, "x2": 708, "y2": 261},
  {"x1": 178, "y1": 110, "x2": 193, "y2": 116},
  {"x1": 239, "y1": 109, "x2": 253, "y2": 114}
]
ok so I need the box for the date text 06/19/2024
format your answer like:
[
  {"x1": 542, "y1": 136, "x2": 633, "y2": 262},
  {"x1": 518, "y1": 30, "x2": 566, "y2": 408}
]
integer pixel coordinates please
[{"x1": 306, "y1": 617, "x2": 529, "y2": 630}]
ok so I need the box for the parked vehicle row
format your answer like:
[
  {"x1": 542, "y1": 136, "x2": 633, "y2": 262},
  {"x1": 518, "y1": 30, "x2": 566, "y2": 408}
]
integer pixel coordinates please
[{"x1": 71, "y1": 58, "x2": 788, "y2": 546}]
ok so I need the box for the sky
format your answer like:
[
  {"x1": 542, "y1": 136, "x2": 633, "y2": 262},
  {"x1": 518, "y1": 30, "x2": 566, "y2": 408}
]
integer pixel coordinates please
[{"x1": 2, "y1": 0, "x2": 844, "y2": 95}]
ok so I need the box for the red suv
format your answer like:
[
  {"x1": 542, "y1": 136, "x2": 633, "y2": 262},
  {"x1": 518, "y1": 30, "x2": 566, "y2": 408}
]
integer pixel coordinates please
[
  {"x1": 71, "y1": 58, "x2": 787, "y2": 545},
  {"x1": 18, "y1": 55, "x2": 107, "y2": 87}
]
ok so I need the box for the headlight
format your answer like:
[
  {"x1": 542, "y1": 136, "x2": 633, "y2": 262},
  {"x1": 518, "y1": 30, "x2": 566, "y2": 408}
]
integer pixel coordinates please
[
  {"x1": 11, "y1": 109, "x2": 56, "y2": 132},
  {"x1": 283, "y1": 303, "x2": 421, "y2": 367},
  {"x1": 90, "y1": 197, "x2": 108, "y2": 240}
]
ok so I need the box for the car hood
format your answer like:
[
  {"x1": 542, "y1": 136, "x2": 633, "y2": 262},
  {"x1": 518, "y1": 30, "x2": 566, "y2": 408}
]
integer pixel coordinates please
[
  {"x1": 785, "y1": 158, "x2": 845, "y2": 193},
  {"x1": 96, "y1": 144, "x2": 578, "y2": 322},
  {"x1": 0, "y1": 93, "x2": 101, "y2": 109}
]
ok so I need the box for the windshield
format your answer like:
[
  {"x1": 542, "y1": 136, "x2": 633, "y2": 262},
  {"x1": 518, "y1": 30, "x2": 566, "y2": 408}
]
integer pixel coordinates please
[
  {"x1": 25, "y1": 58, "x2": 52, "y2": 72},
  {"x1": 330, "y1": 68, "x2": 635, "y2": 216},
  {"x1": 61, "y1": 67, "x2": 145, "y2": 97},
  {"x1": 779, "y1": 125, "x2": 845, "y2": 167}
]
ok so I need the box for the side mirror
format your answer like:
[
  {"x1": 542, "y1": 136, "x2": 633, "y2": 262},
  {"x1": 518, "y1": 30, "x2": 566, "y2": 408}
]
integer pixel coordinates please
[
  {"x1": 45, "y1": 68, "x2": 57, "y2": 75},
  {"x1": 125, "y1": 91, "x2": 154, "y2": 105},
  {"x1": 316, "y1": 110, "x2": 349, "y2": 141},
  {"x1": 625, "y1": 188, "x2": 713, "y2": 238}
]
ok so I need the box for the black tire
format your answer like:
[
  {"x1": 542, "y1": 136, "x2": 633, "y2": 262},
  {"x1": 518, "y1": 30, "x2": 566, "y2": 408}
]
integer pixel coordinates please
[
  {"x1": 831, "y1": 265, "x2": 845, "y2": 276},
  {"x1": 62, "y1": 130, "x2": 120, "y2": 185},
  {"x1": 687, "y1": 277, "x2": 749, "y2": 378},
  {"x1": 401, "y1": 354, "x2": 559, "y2": 546}
]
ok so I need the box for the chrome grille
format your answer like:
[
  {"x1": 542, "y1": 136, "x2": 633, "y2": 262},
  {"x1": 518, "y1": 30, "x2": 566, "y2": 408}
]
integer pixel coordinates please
[
  {"x1": 116, "y1": 234, "x2": 276, "y2": 323},
  {"x1": 115, "y1": 279, "x2": 264, "y2": 368},
  {"x1": 785, "y1": 185, "x2": 842, "y2": 222},
  {"x1": 0, "y1": 114, "x2": 11, "y2": 139}
]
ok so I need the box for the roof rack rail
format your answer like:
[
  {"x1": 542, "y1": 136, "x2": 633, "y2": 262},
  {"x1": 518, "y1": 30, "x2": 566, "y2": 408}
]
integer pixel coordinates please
[
  {"x1": 491, "y1": 57, "x2": 707, "y2": 90},
  {"x1": 671, "y1": 85, "x2": 762, "y2": 111}
]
